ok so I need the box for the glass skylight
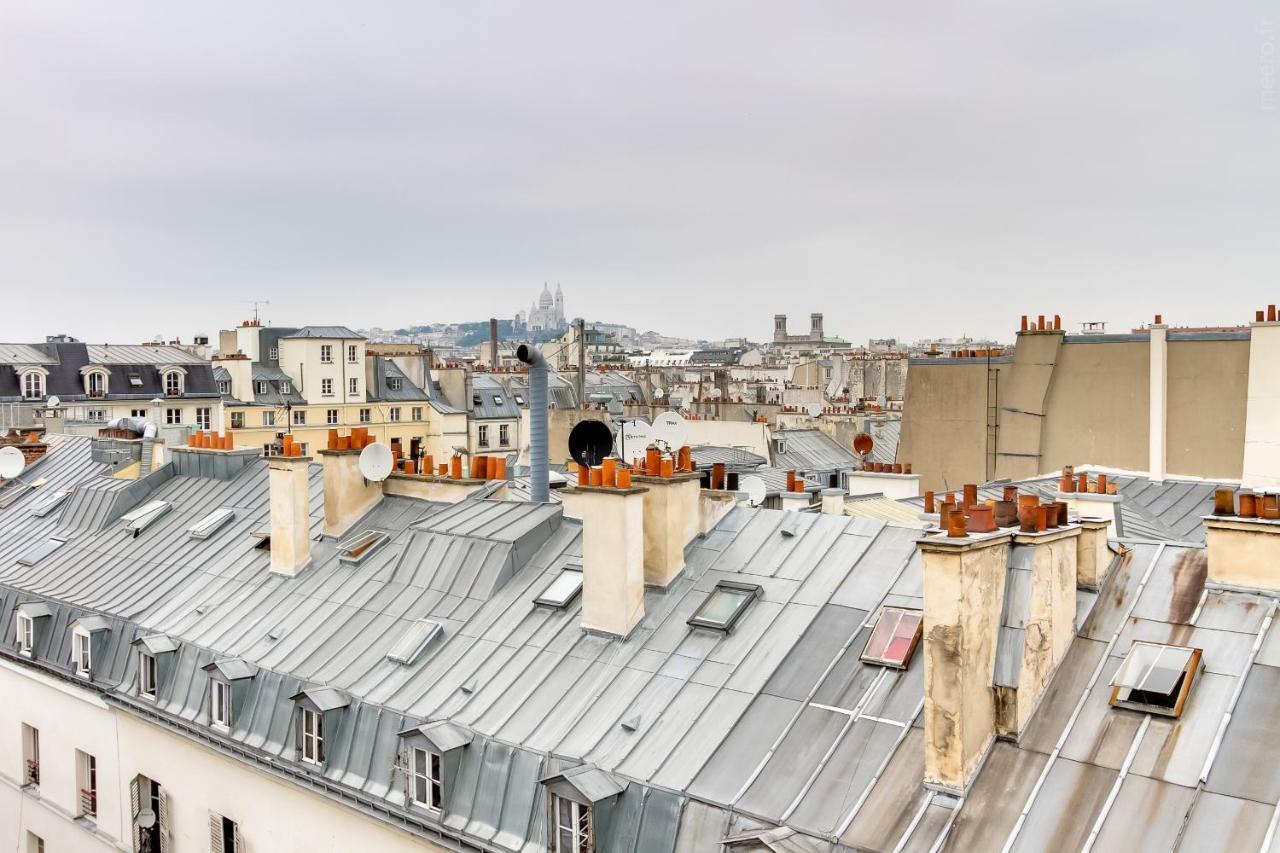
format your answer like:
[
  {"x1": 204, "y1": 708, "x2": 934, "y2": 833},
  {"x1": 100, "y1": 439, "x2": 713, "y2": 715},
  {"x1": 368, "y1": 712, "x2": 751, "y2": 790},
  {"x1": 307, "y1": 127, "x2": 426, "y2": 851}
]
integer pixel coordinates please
[
  {"x1": 1109, "y1": 641, "x2": 1201, "y2": 717},
  {"x1": 29, "y1": 490, "x2": 71, "y2": 518},
  {"x1": 338, "y1": 530, "x2": 389, "y2": 565},
  {"x1": 120, "y1": 500, "x2": 171, "y2": 537},
  {"x1": 534, "y1": 569, "x2": 584, "y2": 609},
  {"x1": 687, "y1": 582, "x2": 761, "y2": 632},
  {"x1": 386, "y1": 619, "x2": 443, "y2": 665},
  {"x1": 189, "y1": 507, "x2": 235, "y2": 539},
  {"x1": 17, "y1": 537, "x2": 66, "y2": 567},
  {"x1": 861, "y1": 607, "x2": 923, "y2": 669}
]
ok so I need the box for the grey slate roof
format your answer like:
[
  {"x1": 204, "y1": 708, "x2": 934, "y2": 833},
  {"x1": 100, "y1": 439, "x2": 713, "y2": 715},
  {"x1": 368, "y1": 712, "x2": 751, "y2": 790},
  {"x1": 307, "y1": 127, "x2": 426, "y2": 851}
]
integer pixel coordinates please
[
  {"x1": 864, "y1": 418, "x2": 901, "y2": 467},
  {"x1": 0, "y1": 435, "x2": 1275, "y2": 852},
  {"x1": 771, "y1": 429, "x2": 860, "y2": 476},
  {"x1": 367, "y1": 357, "x2": 433, "y2": 404},
  {"x1": 690, "y1": 446, "x2": 769, "y2": 470},
  {"x1": 471, "y1": 374, "x2": 521, "y2": 420},
  {"x1": 280, "y1": 326, "x2": 365, "y2": 340}
]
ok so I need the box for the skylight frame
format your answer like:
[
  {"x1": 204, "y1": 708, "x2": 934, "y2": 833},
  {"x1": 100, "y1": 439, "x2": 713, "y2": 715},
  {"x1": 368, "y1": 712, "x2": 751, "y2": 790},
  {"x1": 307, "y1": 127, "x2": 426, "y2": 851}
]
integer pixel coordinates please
[
  {"x1": 534, "y1": 569, "x2": 584, "y2": 609},
  {"x1": 687, "y1": 581, "x2": 761, "y2": 632},
  {"x1": 29, "y1": 490, "x2": 71, "y2": 518},
  {"x1": 337, "y1": 529, "x2": 389, "y2": 565},
  {"x1": 1109, "y1": 641, "x2": 1202, "y2": 717},
  {"x1": 386, "y1": 619, "x2": 443, "y2": 665},
  {"x1": 188, "y1": 507, "x2": 235, "y2": 540},
  {"x1": 860, "y1": 606, "x2": 924, "y2": 669},
  {"x1": 17, "y1": 537, "x2": 67, "y2": 567},
  {"x1": 120, "y1": 499, "x2": 172, "y2": 536}
]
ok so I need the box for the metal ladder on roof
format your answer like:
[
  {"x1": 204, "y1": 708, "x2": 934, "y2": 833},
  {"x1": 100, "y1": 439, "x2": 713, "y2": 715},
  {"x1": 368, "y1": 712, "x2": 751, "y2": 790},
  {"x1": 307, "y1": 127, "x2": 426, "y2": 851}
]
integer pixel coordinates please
[{"x1": 138, "y1": 436, "x2": 154, "y2": 477}]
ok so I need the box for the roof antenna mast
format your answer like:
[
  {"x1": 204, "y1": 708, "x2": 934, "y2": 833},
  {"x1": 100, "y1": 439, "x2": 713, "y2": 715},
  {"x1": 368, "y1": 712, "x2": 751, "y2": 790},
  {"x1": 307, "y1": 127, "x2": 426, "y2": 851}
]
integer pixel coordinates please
[{"x1": 243, "y1": 299, "x2": 270, "y2": 323}]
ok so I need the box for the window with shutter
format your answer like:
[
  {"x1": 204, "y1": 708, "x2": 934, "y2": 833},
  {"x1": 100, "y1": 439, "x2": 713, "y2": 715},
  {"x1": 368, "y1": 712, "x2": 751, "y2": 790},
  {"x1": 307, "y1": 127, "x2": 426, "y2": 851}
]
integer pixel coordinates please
[
  {"x1": 209, "y1": 812, "x2": 225, "y2": 852},
  {"x1": 158, "y1": 786, "x2": 171, "y2": 851}
]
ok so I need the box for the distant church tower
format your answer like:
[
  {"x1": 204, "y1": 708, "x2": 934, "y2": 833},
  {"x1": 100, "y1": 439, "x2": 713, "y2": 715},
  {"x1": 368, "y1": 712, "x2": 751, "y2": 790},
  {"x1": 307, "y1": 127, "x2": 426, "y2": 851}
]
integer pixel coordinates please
[{"x1": 526, "y1": 282, "x2": 567, "y2": 332}]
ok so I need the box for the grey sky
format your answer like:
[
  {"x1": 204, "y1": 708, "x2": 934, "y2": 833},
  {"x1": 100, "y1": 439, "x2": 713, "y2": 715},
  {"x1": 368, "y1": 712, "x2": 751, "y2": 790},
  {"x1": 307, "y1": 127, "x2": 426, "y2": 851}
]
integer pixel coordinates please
[{"x1": 1, "y1": 2, "x2": 1276, "y2": 345}]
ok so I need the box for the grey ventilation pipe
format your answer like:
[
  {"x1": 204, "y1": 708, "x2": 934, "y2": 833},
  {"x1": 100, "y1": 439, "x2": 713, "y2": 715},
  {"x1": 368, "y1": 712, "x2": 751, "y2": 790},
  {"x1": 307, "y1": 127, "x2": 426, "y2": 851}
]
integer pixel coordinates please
[{"x1": 517, "y1": 344, "x2": 549, "y2": 502}]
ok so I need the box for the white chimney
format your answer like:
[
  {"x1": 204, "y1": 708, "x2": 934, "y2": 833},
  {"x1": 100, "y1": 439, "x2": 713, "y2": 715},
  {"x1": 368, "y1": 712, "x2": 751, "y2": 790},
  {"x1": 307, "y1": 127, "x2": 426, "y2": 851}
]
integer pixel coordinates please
[
  {"x1": 575, "y1": 483, "x2": 647, "y2": 637},
  {"x1": 319, "y1": 448, "x2": 383, "y2": 538},
  {"x1": 268, "y1": 454, "x2": 312, "y2": 576},
  {"x1": 1243, "y1": 314, "x2": 1280, "y2": 490},
  {"x1": 631, "y1": 472, "x2": 701, "y2": 588}
]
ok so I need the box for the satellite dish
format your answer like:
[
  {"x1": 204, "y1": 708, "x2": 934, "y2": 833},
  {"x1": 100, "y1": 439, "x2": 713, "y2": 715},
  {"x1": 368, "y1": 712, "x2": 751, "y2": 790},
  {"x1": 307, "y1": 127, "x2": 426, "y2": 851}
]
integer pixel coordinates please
[
  {"x1": 653, "y1": 387, "x2": 665, "y2": 398},
  {"x1": 617, "y1": 419, "x2": 653, "y2": 461},
  {"x1": 568, "y1": 420, "x2": 614, "y2": 468},
  {"x1": 852, "y1": 432, "x2": 874, "y2": 456},
  {"x1": 46, "y1": 395, "x2": 61, "y2": 408},
  {"x1": 0, "y1": 446, "x2": 25, "y2": 480},
  {"x1": 740, "y1": 475, "x2": 767, "y2": 507},
  {"x1": 135, "y1": 807, "x2": 157, "y2": 829},
  {"x1": 805, "y1": 402, "x2": 822, "y2": 418},
  {"x1": 651, "y1": 411, "x2": 688, "y2": 449},
  {"x1": 357, "y1": 442, "x2": 394, "y2": 482}
]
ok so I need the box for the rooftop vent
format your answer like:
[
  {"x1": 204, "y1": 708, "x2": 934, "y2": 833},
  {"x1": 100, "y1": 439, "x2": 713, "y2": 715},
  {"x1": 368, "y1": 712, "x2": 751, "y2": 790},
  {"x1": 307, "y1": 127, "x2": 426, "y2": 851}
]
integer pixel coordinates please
[
  {"x1": 337, "y1": 530, "x2": 389, "y2": 565},
  {"x1": 687, "y1": 582, "x2": 761, "y2": 632},
  {"x1": 860, "y1": 606, "x2": 923, "y2": 669},
  {"x1": 1109, "y1": 641, "x2": 1202, "y2": 717},
  {"x1": 189, "y1": 507, "x2": 235, "y2": 540},
  {"x1": 386, "y1": 619, "x2": 443, "y2": 665},
  {"x1": 534, "y1": 569, "x2": 584, "y2": 609},
  {"x1": 120, "y1": 500, "x2": 171, "y2": 537}
]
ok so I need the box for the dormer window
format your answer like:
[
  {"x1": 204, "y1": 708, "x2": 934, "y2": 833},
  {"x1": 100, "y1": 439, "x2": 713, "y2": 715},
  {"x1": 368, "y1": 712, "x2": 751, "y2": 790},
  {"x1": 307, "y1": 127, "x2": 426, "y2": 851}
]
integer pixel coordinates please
[
  {"x1": 398, "y1": 720, "x2": 472, "y2": 814},
  {"x1": 139, "y1": 651, "x2": 158, "y2": 698},
  {"x1": 269, "y1": 346, "x2": 279, "y2": 361},
  {"x1": 163, "y1": 370, "x2": 183, "y2": 396},
  {"x1": 389, "y1": 378, "x2": 402, "y2": 391},
  {"x1": 1110, "y1": 641, "x2": 1202, "y2": 718},
  {"x1": 254, "y1": 381, "x2": 268, "y2": 395},
  {"x1": 301, "y1": 708, "x2": 324, "y2": 763},
  {"x1": 774, "y1": 437, "x2": 788, "y2": 455},
  {"x1": 20, "y1": 370, "x2": 45, "y2": 400},
  {"x1": 280, "y1": 380, "x2": 292, "y2": 394},
  {"x1": 290, "y1": 687, "x2": 349, "y2": 767},
  {"x1": 211, "y1": 679, "x2": 233, "y2": 728},
  {"x1": 540, "y1": 765, "x2": 623, "y2": 853},
  {"x1": 201, "y1": 658, "x2": 258, "y2": 732},
  {"x1": 84, "y1": 369, "x2": 108, "y2": 398},
  {"x1": 73, "y1": 627, "x2": 92, "y2": 675},
  {"x1": 410, "y1": 748, "x2": 443, "y2": 810},
  {"x1": 218, "y1": 380, "x2": 230, "y2": 395},
  {"x1": 15, "y1": 613, "x2": 34, "y2": 655},
  {"x1": 553, "y1": 796, "x2": 593, "y2": 853}
]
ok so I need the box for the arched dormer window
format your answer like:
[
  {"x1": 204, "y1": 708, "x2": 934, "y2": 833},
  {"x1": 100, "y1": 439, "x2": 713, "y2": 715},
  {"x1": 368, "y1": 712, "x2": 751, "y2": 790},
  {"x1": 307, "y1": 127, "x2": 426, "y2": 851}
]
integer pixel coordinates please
[
  {"x1": 18, "y1": 368, "x2": 47, "y2": 400},
  {"x1": 81, "y1": 367, "x2": 109, "y2": 398},
  {"x1": 159, "y1": 365, "x2": 188, "y2": 397}
]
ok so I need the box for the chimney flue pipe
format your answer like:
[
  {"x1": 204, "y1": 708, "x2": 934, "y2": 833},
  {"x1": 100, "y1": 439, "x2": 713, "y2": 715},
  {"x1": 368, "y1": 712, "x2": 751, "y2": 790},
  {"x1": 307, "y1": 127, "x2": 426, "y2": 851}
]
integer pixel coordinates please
[{"x1": 517, "y1": 343, "x2": 550, "y2": 502}]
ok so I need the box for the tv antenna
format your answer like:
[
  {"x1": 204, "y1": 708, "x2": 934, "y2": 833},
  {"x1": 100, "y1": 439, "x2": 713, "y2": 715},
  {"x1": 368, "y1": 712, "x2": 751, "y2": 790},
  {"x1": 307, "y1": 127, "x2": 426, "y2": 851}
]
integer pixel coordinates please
[{"x1": 243, "y1": 299, "x2": 270, "y2": 322}]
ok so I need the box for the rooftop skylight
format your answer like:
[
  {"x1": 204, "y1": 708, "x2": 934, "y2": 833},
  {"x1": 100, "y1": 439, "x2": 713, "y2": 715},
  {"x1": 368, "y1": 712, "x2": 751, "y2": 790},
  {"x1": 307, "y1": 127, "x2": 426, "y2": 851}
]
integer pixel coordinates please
[
  {"x1": 860, "y1": 606, "x2": 923, "y2": 669},
  {"x1": 386, "y1": 619, "x2": 443, "y2": 665},
  {"x1": 535, "y1": 569, "x2": 583, "y2": 609},
  {"x1": 687, "y1": 582, "x2": 761, "y2": 632},
  {"x1": 189, "y1": 507, "x2": 235, "y2": 540},
  {"x1": 17, "y1": 537, "x2": 66, "y2": 567},
  {"x1": 338, "y1": 530, "x2": 389, "y2": 565},
  {"x1": 120, "y1": 500, "x2": 171, "y2": 537},
  {"x1": 1109, "y1": 641, "x2": 1202, "y2": 717},
  {"x1": 29, "y1": 490, "x2": 71, "y2": 518}
]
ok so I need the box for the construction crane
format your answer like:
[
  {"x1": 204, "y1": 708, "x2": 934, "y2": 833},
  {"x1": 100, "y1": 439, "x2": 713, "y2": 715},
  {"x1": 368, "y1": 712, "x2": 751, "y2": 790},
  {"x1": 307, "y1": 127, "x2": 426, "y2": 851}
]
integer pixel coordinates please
[{"x1": 242, "y1": 299, "x2": 270, "y2": 323}]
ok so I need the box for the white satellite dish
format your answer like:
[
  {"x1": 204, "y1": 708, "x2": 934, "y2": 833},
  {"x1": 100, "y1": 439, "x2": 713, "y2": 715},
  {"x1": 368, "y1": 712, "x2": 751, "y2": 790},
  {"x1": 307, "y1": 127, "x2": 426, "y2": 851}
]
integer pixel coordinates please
[
  {"x1": 651, "y1": 411, "x2": 688, "y2": 448},
  {"x1": 357, "y1": 442, "x2": 394, "y2": 482},
  {"x1": 617, "y1": 419, "x2": 653, "y2": 461},
  {"x1": 740, "y1": 475, "x2": 767, "y2": 507},
  {"x1": 805, "y1": 402, "x2": 822, "y2": 418},
  {"x1": 653, "y1": 387, "x2": 665, "y2": 399},
  {"x1": 46, "y1": 395, "x2": 61, "y2": 409},
  {"x1": 135, "y1": 807, "x2": 157, "y2": 829},
  {"x1": 0, "y1": 446, "x2": 25, "y2": 480}
]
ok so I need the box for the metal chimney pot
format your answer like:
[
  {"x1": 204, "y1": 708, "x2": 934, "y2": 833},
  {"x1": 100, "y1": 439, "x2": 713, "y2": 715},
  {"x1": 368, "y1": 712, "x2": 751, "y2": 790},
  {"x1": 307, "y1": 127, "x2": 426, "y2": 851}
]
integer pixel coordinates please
[{"x1": 517, "y1": 344, "x2": 550, "y2": 502}]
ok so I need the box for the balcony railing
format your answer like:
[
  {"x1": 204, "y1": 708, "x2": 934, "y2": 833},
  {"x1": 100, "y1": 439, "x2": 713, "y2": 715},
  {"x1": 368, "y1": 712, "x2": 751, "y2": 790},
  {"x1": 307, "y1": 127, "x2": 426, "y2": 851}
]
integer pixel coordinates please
[
  {"x1": 24, "y1": 758, "x2": 38, "y2": 786},
  {"x1": 79, "y1": 787, "x2": 97, "y2": 817}
]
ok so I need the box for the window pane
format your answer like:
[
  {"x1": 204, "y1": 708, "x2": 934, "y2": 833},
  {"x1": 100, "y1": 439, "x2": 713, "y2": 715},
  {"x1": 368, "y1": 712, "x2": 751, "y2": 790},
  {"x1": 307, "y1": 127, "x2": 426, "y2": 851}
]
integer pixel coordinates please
[{"x1": 696, "y1": 590, "x2": 749, "y2": 625}]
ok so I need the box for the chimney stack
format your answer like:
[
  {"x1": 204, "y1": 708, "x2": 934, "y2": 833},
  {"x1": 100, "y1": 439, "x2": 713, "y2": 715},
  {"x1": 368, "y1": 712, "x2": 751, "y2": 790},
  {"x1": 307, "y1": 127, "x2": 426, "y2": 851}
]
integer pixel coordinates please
[
  {"x1": 574, "y1": 481, "x2": 648, "y2": 637},
  {"x1": 631, "y1": 470, "x2": 702, "y2": 587},
  {"x1": 1205, "y1": 492, "x2": 1280, "y2": 592},
  {"x1": 319, "y1": 444, "x2": 383, "y2": 537},
  {"x1": 489, "y1": 318, "x2": 499, "y2": 369},
  {"x1": 268, "y1": 453, "x2": 313, "y2": 576}
]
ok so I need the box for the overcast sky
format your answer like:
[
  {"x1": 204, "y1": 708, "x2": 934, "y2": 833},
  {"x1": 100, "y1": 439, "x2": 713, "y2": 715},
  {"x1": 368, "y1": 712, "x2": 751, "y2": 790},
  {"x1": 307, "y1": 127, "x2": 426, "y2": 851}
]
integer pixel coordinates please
[{"x1": 1, "y1": 2, "x2": 1276, "y2": 346}]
